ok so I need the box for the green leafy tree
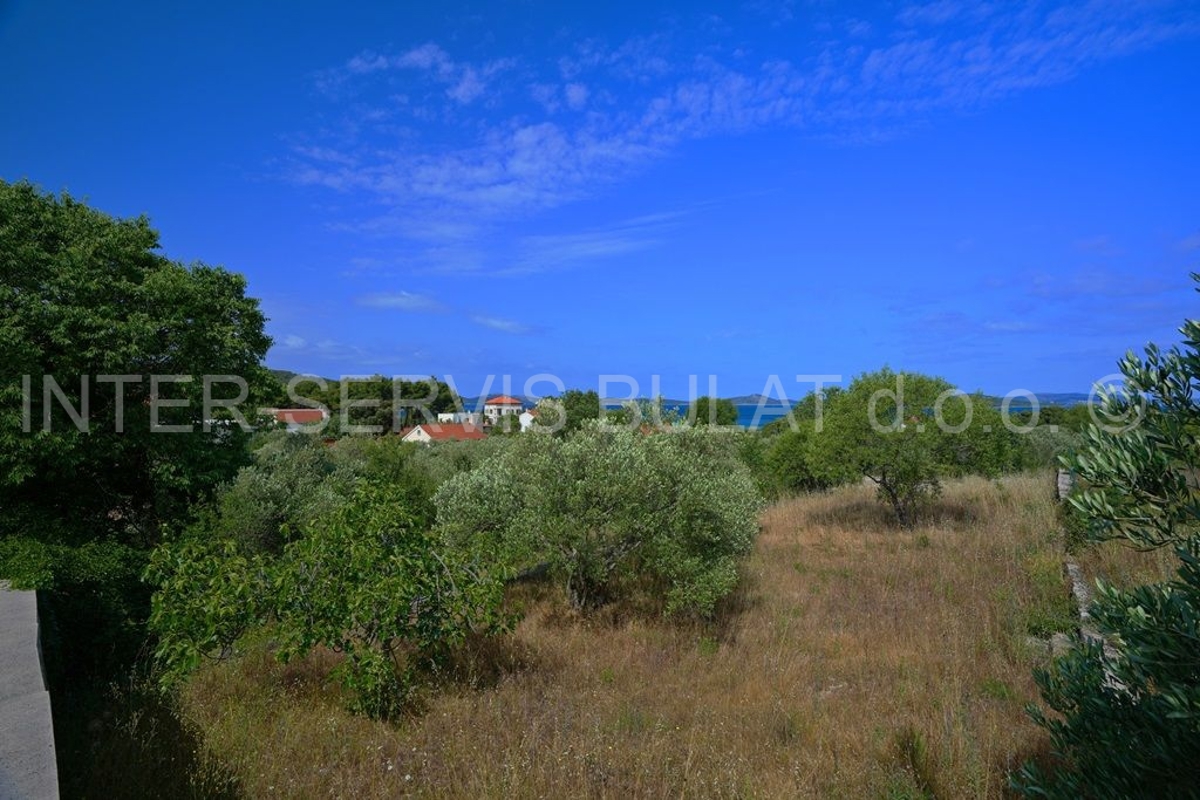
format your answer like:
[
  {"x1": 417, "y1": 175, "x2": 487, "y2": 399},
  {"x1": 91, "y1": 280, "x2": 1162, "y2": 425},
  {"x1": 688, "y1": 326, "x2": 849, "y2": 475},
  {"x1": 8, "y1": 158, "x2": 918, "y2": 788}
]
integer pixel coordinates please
[
  {"x1": 315, "y1": 375, "x2": 458, "y2": 435},
  {"x1": 810, "y1": 368, "x2": 1016, "y2": 525},
  {"x1": 533, "y1": 389, "x2": 603, "y2": 435},
  {"x1": 149, "y1": 482, "x2": 508, "y2": 718},
  {"x1": 205, "y1": 432, "x2": 353, "y2": 555},
  {"x1": 0, "y1": 180, "x2": 271, "y2": 679},
  {"x1": 1015, "y1": 286, "x2": 1200, "y2": 798},
  {"x1": 764, "y1": 427, "x2": 824, "y2": 495},
  {"x1": 271, "y1": 482, "x2": 508, "y2": 717},
  {"x1": 0, "y1": 181, "x2": 273, "y2": 546},
  {"x1": 690, "y1": 396, "x2": 739, "y2": 426}
]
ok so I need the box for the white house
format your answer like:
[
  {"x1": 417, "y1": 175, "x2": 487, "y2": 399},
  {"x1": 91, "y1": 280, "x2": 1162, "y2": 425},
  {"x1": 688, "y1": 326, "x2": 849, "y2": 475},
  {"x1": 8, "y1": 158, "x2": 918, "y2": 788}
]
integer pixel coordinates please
[
  {"x1": 437, "y1": 411, "x2": 483, "y2": 426},
  {"x1": 398, "y1": 423, "x2": 487, "y2": 444},
  {"x1": 482, "y1": 395, "x2": 524, "y2": 424}
]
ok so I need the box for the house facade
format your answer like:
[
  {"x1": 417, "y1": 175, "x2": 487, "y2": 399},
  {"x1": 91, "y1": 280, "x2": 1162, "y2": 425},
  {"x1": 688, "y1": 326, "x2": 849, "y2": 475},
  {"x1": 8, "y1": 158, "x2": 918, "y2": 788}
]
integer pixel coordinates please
[
  {"x1": 482, "y1": 395, "x2": 524, "y2": 424},
  {"x1": 437, "y1": 411, "x2": 483, "y2": 426},
  {"x1": 398, "y1": 422, "x2": 487, "y2": 444}
]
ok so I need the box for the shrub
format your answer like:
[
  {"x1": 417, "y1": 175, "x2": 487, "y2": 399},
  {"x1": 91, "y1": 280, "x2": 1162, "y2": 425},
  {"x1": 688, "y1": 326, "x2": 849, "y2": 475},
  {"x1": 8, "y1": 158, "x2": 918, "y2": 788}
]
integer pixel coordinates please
[
  {"x1": 1017, "y1": 425, "x2": 1081, "y2": 470},
  {"x1": 1014, "y1": 279, "x2": 1200, "y2": 797},
  {"x1": 208, "y1": 433, "x2": 351, "y2": 555},
  {"x1": 435, "y1": 424, "x2": 763, "y2": 616},
  {"x1": 149, "y1": 482, "x2": 508, "y2": 718}
]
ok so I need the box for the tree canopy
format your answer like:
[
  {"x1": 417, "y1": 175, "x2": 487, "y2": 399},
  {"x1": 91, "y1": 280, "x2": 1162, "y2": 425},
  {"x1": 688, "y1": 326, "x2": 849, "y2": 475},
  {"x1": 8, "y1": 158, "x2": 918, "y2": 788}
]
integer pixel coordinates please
[
  {"x1": 0, "y1": 180, "x2": 273, "y2": 549},
  {"x1": 690, "y1": 396, "x2": 739, "y2": 427},
  {"x1": 0, "y1": 180, "x2": 274, "y2": 680},
  {"x1": 809, "y1": 368, "x2": 1017, "y2": 525}
]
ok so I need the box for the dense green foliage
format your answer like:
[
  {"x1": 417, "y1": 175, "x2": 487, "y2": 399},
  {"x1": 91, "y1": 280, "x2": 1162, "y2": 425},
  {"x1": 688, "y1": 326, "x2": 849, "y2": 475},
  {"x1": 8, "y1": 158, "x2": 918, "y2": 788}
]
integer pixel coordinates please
[
  {"x1": 0, "y1": 180, "x2": 272, "y2": 549},
  {"x1": 808, "y1": 369, "x2": 1018, "y2": 525},
  {"x1": 0, "y1": 181, "x2": 272, "y2": 683},
  {"x1": 1015, "y1": 283, "x2": 1200, "y2": 797},
  {"x1": 150, "y1": 470, "x2": 508, "y2": 718},
  {"x1": 532, "y1": 389, "x2": 603, "y2": 435},
  {"x1": 436, "y1": 424, "x2": 763, "y2": 616},
  {"x1": 690, "y1": 396, "x2": 739, "y2": 426}
]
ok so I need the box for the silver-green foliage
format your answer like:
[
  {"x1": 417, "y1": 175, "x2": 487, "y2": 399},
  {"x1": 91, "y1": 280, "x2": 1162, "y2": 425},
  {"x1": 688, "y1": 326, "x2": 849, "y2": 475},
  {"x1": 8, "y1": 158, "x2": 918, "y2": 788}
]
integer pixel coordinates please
[
  {"x1": 435, "y1": 424, "x2": 763, "y2": 616},
  {"x1": 1014, "y1": 281, "x2": 1200, "y2": 798}
]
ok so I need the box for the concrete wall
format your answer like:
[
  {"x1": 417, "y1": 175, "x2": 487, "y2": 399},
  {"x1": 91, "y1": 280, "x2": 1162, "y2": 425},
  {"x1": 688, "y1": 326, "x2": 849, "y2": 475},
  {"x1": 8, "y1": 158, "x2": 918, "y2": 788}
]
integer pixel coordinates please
[{"x1": 0, "y1": 581, "x2": 59, "y2": 799}]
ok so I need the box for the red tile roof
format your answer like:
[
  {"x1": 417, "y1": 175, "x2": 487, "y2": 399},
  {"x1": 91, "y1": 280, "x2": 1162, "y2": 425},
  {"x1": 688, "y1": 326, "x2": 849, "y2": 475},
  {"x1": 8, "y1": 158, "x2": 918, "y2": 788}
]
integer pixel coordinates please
[
  {"x1": 399, "y1": 423, "x2": 487, "y2": 441},
  {"x1": 271, "y1": 408, "x2": 326, "y2": 425},
  {"x1": 485, "y1": 395, "x2": 524, "y2": 406}
]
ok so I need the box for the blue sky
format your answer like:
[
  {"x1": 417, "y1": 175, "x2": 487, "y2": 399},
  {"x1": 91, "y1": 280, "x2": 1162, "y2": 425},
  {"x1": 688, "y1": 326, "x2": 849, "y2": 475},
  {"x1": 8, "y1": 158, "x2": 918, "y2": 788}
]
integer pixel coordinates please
[{"x1": 2, "y1": 1, "x2": 1198, "y2": 399}]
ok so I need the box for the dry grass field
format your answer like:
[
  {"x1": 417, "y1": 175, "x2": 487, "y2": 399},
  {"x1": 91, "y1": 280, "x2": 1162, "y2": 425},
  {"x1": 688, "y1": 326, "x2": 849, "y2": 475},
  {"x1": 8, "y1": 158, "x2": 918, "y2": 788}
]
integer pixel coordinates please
[{"x1": 177, "y1": 473, "x2": 1075, "y2": 798}]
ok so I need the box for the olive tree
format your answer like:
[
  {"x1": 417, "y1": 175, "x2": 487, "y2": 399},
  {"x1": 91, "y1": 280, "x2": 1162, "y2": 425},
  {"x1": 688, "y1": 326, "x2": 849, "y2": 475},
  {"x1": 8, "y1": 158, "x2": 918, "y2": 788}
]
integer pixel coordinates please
[
  {"x1": 810, "y1": 368, "x2": 1016, "y2": 525},
  {"x1": 435, "y1": 424, "x2": 762, "y2": 616},
  {"x1": 1015, "y1": 283, "x2": 1200, "y2": 798},
  {"x1": 690, "y1": 396, "x2": 739, "y2": 427}
]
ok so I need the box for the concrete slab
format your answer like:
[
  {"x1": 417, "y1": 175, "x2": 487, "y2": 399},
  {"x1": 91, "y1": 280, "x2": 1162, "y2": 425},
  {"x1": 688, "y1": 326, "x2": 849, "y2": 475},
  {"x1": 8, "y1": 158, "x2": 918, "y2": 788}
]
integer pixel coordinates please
[
  {"x1": 0, "y1": 584, "x2": 58, "y2": 799},
  {"x1": 0, "y1": 589, "x2": 45, "y2": 702},
  {"x1": 0, "y1": 692, "x2": 58, "y2": 800}
]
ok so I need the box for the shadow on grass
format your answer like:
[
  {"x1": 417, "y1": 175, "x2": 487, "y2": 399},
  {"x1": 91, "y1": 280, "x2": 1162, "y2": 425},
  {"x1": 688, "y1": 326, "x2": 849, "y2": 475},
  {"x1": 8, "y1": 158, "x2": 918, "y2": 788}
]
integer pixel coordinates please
[
  {"x1": 804, "y1": 497, "x2": 900, "y2": 530},
  {"x1": 54, "y1": 674, "x2": 240, "y2": 800},
  {"x1": 805, "y1": 496, "x2": 983, "y2": 532}
]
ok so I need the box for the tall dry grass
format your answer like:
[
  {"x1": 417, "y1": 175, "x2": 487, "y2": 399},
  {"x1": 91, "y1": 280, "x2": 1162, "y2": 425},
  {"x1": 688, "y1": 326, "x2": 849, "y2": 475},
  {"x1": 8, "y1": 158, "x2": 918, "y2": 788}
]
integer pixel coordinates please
[
  {"x1": 180, "y1": 473, "x2": 1070, "y2": 798},
  {"x1": 1074, "y1": 536, "x2": 1179, "y2": 592}
]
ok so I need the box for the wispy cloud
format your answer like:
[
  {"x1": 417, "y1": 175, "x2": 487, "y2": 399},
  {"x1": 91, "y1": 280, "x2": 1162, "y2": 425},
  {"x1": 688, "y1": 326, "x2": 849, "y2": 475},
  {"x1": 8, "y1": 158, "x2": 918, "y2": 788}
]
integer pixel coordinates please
[
  {"x1": 315, "y1": 43, "x2": 515, "y2": 105},
  {"x1": 495, "y1": 211, "x2": 685, "y2": 276},
  {"x1": 1026, "y1": 268, "x2": 1177, "y2": 300},
  {"x1": 357, "y1": 291, "x2": 445, "y2": 312},
  {"x1": 289, "y1": 2, "x2": 1200, "y2": 253},
  {"x1": 470, "y1": 315, "x2": 533, "y2": 334}
]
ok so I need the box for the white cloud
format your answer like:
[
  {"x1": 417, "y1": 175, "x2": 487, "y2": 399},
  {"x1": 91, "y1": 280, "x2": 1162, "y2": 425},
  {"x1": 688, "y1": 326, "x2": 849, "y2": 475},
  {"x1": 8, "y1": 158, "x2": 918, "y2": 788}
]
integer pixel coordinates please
[
  {"x1": 564, "y1": 82, "x2": 589, "y2": 110},
  {"x1": 448, "y1": 68, "x2": 486, "y2": 104},
  {"x1": 293, "y1": 3, "x2": 1200, "y2": 246},
  {"x1": 471, "y1": 315, "x2": 532, "y2": 334},
  {"x1": 357, "y1": 291, "x2": 444, "y2": 312}
]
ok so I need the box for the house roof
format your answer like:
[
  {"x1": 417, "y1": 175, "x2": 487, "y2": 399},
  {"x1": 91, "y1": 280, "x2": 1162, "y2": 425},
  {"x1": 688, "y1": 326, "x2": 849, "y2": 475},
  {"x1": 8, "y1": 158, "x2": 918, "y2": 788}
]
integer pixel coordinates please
[
  {"x1": 484, "y1": 395, "x2": 524, "y2": 406},
  {"x1": 399, "y1": 423, "x2": 487, "y2": 441},
  {"x1": 270, "y1": 408, "x2": 326, "y2": 425}
]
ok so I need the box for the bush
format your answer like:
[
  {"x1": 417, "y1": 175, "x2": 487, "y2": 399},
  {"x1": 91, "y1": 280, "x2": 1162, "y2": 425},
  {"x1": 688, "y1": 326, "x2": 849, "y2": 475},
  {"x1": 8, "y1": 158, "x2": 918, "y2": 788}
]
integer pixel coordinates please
[
  {"x1": 149, "y1": 482, "x2": 508, "y2": 718},
  {"x1": 1014, "y1": 541, "x2": 1200, "y2": 797},
  {"x1": 435, "y1": 424, "x2": 763, "y2": 616},
  {"x1": 810, "y1": 369, "x2": 1019, "y2": 525},
  {"x1": 1017, "y1": 425, "x2": 1081, "y2": 470},
  {"x1": 207, "y1": 433, "x2": 352, "y2": 555},
  {"x1": 1014, "y1": 279, "x2": 1200, "y2": 796}
]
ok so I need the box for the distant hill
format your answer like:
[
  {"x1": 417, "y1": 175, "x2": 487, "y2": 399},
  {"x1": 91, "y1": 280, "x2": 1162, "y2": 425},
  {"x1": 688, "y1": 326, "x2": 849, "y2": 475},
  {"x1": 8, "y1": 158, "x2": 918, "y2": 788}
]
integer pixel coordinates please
[
  {"x1": 984, "y1": 392, "x2": 1091, "y2": 408},
  {"x1": 726, "y1": 394, "x2": 791, "y2": 406},
  {"x1": 268, "y1": 368, "x2": 334, "y2": 385}
]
